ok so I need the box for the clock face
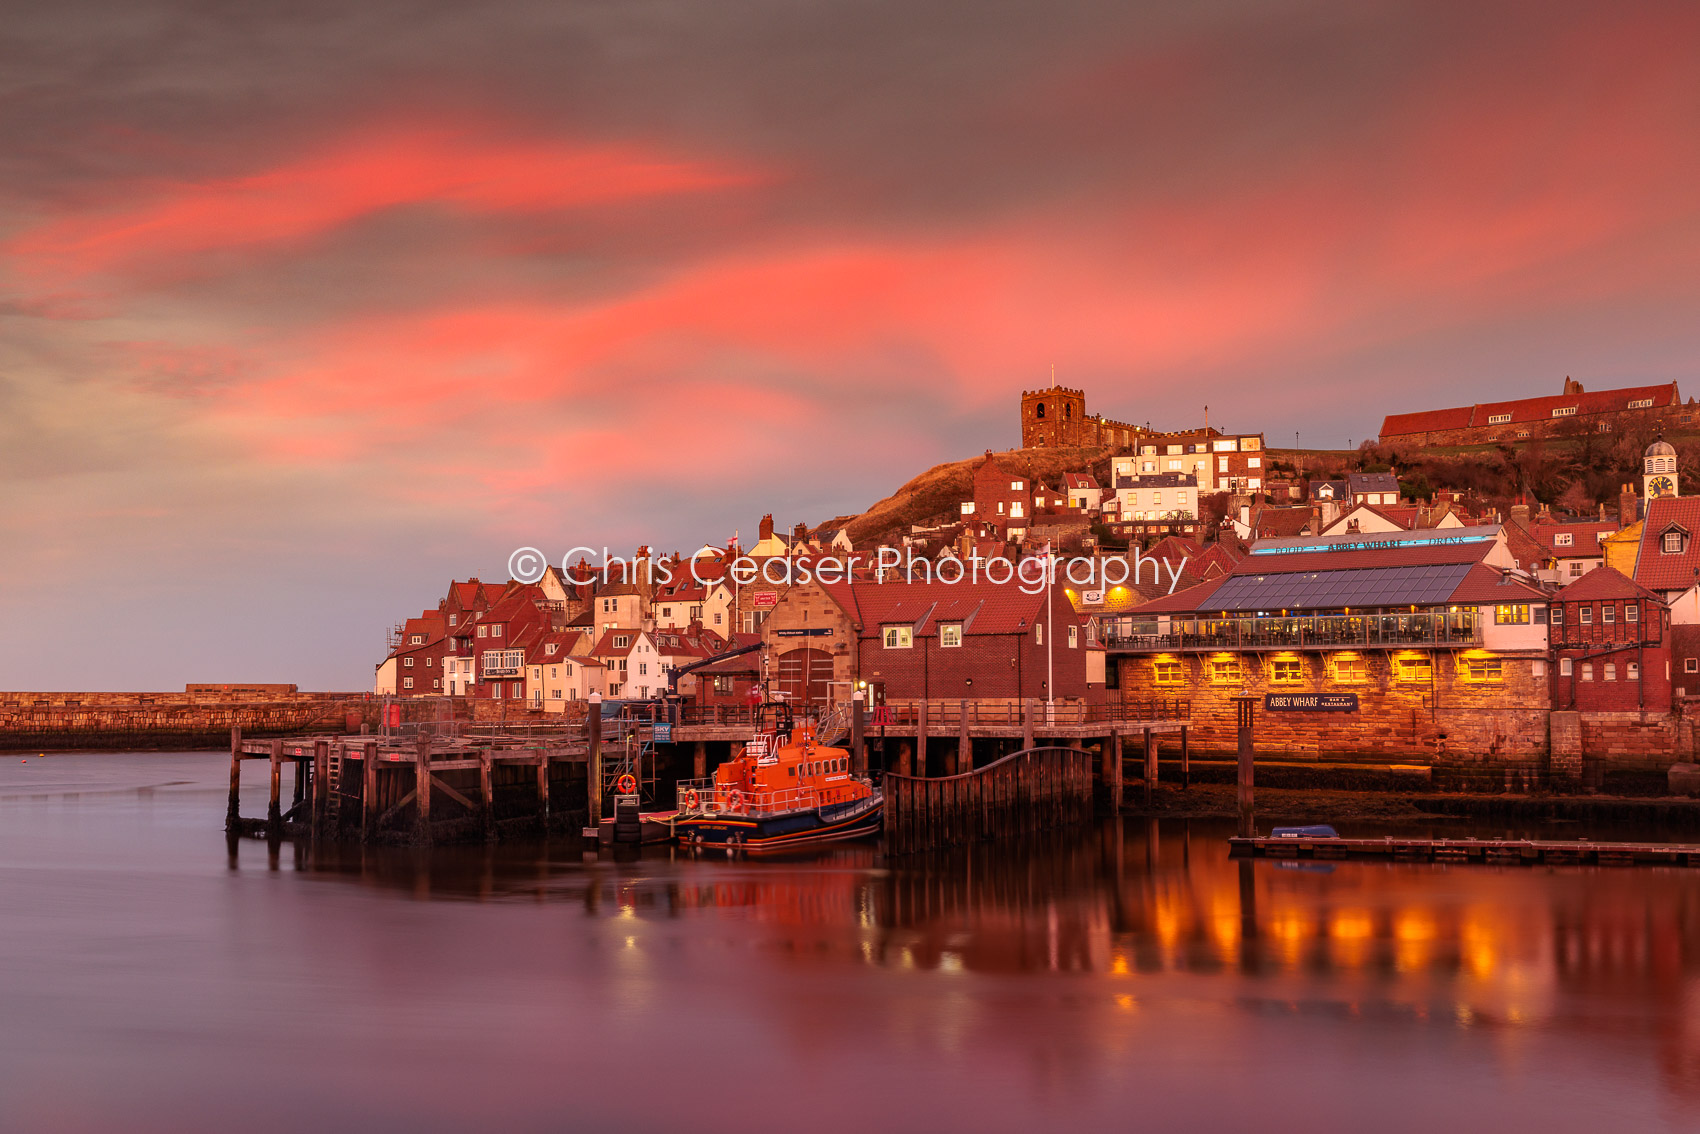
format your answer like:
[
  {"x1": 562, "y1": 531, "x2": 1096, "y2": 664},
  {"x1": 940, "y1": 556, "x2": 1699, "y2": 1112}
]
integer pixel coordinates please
[{"x1": 1651, "y1": 475, "x2": 1675, "y2": 496}]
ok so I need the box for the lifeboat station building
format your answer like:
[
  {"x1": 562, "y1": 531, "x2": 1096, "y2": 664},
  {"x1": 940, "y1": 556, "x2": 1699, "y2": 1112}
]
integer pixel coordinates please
[{"x1": 1105, "y1": 526, "x2": 1553, "y2": 774}]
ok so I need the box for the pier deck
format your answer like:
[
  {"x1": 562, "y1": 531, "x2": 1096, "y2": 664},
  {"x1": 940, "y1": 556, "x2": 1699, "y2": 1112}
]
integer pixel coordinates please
[{"x1": 1231, "y1": 835, "x2": 1700, "y2": 867}]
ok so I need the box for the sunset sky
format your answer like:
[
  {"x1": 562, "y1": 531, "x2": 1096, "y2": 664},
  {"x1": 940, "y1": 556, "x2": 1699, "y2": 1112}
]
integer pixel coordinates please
[{"x1": 5, "y1": 1, "x2": 1700, "y2": 689}]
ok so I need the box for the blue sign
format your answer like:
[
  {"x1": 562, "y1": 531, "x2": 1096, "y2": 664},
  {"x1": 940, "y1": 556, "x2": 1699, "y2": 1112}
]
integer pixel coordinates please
[
  {"x1": 775, "y1": 627, "x2": 832, "y2": 637},
  {"x1": 1264, "y1": 693, "x2": 1359, "y2": 712},
  {"x1": 652, "y1": 723, "x2": 672, "y2": 743}
]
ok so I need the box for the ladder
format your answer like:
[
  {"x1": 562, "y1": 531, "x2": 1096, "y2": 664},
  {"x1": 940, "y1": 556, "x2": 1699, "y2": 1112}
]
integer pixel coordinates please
[
  {"x1": 326, "y1": 747, "x2": 343, "y2": 824},
  {"x1": 815, "y1": 702, "x2": 852, "y2": 747}
]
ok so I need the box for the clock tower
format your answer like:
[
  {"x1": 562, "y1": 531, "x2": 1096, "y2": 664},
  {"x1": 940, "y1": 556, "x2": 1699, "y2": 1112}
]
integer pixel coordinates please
[{"x1": 1644, "y1": 436, "x2": 1678, "y2": 499}]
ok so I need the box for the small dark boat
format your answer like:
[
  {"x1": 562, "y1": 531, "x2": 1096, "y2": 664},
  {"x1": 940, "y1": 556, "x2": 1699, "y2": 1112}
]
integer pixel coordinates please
[
  {"x1": 672, "y1": 701, "x2": 882, "y2": 851},
  {"x1": 1271, "y1": 824, "x2": 1339, "y2": 839}
]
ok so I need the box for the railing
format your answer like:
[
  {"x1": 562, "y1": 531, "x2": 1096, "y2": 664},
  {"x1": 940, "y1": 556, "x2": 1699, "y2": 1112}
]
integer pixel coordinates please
[
  {"x1": 1097, "y1": 611, "x2": 1482, "y2": 652},
  {"x1": 874, "y1": 698, "x2": 1188, "y2": 727},
  {"x1": 674, "y1": 775, "x2": 873, "y2": 818},
  {"x1": 883, "y1": 745, "x2": 1093, "y2": 855}
]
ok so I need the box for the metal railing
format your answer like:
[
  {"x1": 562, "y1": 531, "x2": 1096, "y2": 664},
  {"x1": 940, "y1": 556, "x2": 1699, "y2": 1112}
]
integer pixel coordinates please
[
  {"x1": 674, "y1": 774, "x2": 872, "y2": 818},
  {"x1": 1097, "y1": 611, "x2": 1482, "y2": 652}
]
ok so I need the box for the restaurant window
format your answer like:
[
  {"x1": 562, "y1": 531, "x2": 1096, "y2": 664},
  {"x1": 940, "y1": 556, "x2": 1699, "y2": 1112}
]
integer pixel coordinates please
[
  {"x1": 1394, "y1": 656, "x2": 1433, "y2": 683},
  {"x1": 1269, "y1": 659, "x2": 1304, "y2": 684},
  {"x1": 883, "y1": 626, "x2": 913, "y2": 649},
  {"x1": 939, "y1": 624, "x2": 963, "y2": 648},
  {"x1": 1465, "y1": 658, "x2": 1503, "y2": 682},
  {"x1": 1333, "y1": 656, "x2": 1367, "y2": 683},
  {"x1": 1210, "y1": 658, "x2": 1241, "y2": 684},
  {"x1": 1494, "y1": 604, "x2": 1529, "y2": 625},
  {"x1": 1153, "y1": 660, "x2": 1183, "y2": 684}
]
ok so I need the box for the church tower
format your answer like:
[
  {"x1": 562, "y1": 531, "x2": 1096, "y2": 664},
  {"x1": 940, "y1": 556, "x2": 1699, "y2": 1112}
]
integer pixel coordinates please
[
  {"x1": 1644, "y1": 436, "x2": 1679, "y2": 499},
  {"x1": 1020, "y1": 385, "x2": 1087, "y2": 448}
]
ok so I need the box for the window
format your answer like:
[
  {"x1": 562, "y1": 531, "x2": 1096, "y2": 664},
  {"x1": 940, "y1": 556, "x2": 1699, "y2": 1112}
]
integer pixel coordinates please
[
  {"x1": 1580, "y1": 607, "x2": 1593, "y2": 625},
  {"x1": 1487, "y1": 413, "x2": 1512, "y2": 425},
  {"x1": 1568, "y1": 562, "x2": 1585, "y2": 577},
  {"x1": 1068, "y1": 626, "x2": 1079, "y2": 648},
  {"x1": 1553, "y1": 533, "x2": 1574, "y2": 547},
  {"x1": 1560, "y1": 657, "x2": 1574, "y2": 676},
  {"x1": 1685, "y1": 659, "x2": 1697, "y2": 674},
  {"x1": 1581, "y1": 662, "x2": 1594, "y2": 682},
  {"x1": 545, "y1": 643, "x2": 557, "y2": 655},
  {"x1": 1153, "y1": 660, "x2": 1183, "y2": 684},
  {"x1": 1394, "y1": 656, "x2": 1433, "y2": 683},
  {"x1": 550, "y1": 666, "x2": 558, "y2": 678},
  {"x1": 883, "y1": 626, "x2": 913, "y2": 649},
  {"x1": 1550, "y1": 607, "x2": 1564, "y2": 625},
  {"x1": 1035, "y1": 624, "x2": 1043, "y2": 645},
  {"x1": 1604, "y1": 663, "x2": 1617, "y2": 682},
  {"x1": 638, "y1": 663, "x2": 647, "y2": 676},
  {"x1": 432, "y1": 679, "x2": 440, "y2": 690},
  {"x1": 448, "y1": 614, "x2": 458, "y2": 627},
  {"x1": 403, "y1": 676, "x2": 413, "y2": 689},
  {"x1": 410, "y1": 634, "x2": 423, "y2": 645},
  {"x1": 1664, "y1": 530, "x2": 1687, "y2": 554},
  {"x1": 714, "y1": 612, "x2": 723, "y2": 625},
  {"x1": 1011, "y1": 480, "x2": 1024, "y2": 491},
  {"x1": 1627, "y1": 662, "x2": 1640, "y2": 681},
  {"x1": 934, "y1": 622, "x2": 965, "y2": 649},
  {"x1": 550, "y1": 688, "x2": 561, "y2": 698},
  {"x1": 614, "y1": 635, "x2": 630, "y2": 649},
  {"x1": 1465, "y1": 658, "x2": 1503, "y2": 682},
  {"x1": 492, "y1": 625, "x2": 502, "y2": 637},
  {"x1": 1494, "y1": 604, "x2": 1529, "y2": 625},
  {"x1": 425, "y1": 657, "x2": 433, "y2": 667},
  {"x1": 404, "y1": 657, "x2": 414, "y2": 667},
  {"x1": 1270, "y1": 660, "x2": 1303, "y2": 684},
  {"x1": 1629, "y1": 398, "x2": 1654, "y2": 409},
  {"x1": 1626, "y1": 605, "x2": 1639, "y2": 623},
  {"x1": 1334, "y1": 656, "x2": 1367, "y2": 683},
  {"x1": 1551, "y1": 406, "x2": 1577, "y2": 417},
  {"x1": 1210, "y1": 658, "x2": 1241, "y2": 684},
  {"x1": 478, "y1": 626, "x2": 488, "y2": 638},
  {"x1": 1602, "y1": 606, "x2": 1615, "y2": 624}
]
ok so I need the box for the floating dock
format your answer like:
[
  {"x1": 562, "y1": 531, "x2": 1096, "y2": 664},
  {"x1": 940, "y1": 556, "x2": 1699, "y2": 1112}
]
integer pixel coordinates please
[{"x1": 1230, "y1": 834, "x2": 1700, "y2": 867}]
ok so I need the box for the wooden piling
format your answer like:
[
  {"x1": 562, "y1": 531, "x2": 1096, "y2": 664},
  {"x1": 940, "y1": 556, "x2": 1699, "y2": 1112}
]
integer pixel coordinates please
[
  {"x1": 534, "y1": 748, "x2": 547, "y2": 828},
  {"x1": 957, "y1": 699, "x2": 970, "y2": 775},
  {"x1": 267, "y1": 739, "x2": 284, "y2": 834},
  {"x1": 916, "y1": 701, "x2": 929, "y2": 777},
  {"x1": 226, "y1": 725, "x2": 242, "y2": 830},
  {"x1": 414, "y1": 731, "x2": 432, "y2": 842},
  {"x1": 587, "y1": 702, "x2": 604, "y2": 828},
  {"x1": 693, "y1": 739, "x2": 707, "y2": 780},
  {"x1": 1022, "y1": 698, "x2": 1034, "y2": 750},
  {"x1": 482, "y1": 750, "x2": 496, "y2": 838},
  {"x1": 850, "y1": 695, "x2": 865, "y2": 774},
  {"x1": 1143, "y1": 728, "x2": 1158, "y2": 802},
  {"x1": 1107, "y1": 730, "x2": 1123, "y2": 813},
  {"x1": 1235, "y1": 697, "x2": 1256, "y2": 838},
  {"x1": 362, "y1": 739, "x2": 379, "y2": 842},
  {"x1": 311, "y1": 740, "x2": 328, "y2": 831},
  {"x1": 1180, "y1": 725, "x2": 1190, "y2": 790}
]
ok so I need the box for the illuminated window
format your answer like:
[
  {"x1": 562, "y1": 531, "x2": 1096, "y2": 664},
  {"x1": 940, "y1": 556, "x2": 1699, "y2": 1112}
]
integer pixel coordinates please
[
  {"x1": 883, "y1": 626, "x2": 913, "y2": 649},
  {"x1": 939, "y1": 624, "x2": 962, "y2": 648},
  {"x1": 1394, "y1": 656, "x2": 1433, "y2": 683},
  {"x1": 1269, "y1": 659, "x2": 1303, "y2": 684},
  {"x1": 1494, "y1": 604, "x2": 1529, "y2": 625},
  {"x1": 1334, "y1": 656, "x2": 1368, "y2": 683},
  {"x1": 1210, "y1": 658, "x2": 1241, "y2": 684},
  {"x1": 1553, "y1": 533, "x2": 1573, "y2": 547},
  {"x1": 1153, "y1": 660, "x2": 1183, "y2": 684},
  {"x1": 1465, "y1": 658, "x2": 1503, "y2": 682}
]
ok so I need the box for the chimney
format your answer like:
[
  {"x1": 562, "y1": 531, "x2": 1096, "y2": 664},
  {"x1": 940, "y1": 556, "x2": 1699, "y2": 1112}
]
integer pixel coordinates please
[
  {"x1": 758, "y1": 514, "x2": 774, "y2": 542},
  {"x1": 1620, "y1": 484, "x2": 1638, "y2": 527},
  {"x1": 1510, "y1": 501, "x2": 1530, "y2": 526}
]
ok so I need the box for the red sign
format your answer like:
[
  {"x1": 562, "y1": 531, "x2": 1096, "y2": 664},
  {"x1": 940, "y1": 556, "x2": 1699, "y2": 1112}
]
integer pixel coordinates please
[{"x1": 752, "y1": 590, "x2": 778, "y2": 609}]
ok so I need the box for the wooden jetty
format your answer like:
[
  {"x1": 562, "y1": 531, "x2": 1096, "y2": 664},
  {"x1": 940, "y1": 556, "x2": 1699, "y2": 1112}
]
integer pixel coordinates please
[
  {"x1": 1231, "y1": 834, "x2": 1700, "y2": 868},
  {"x1": 884, "y1": 745, "x2": 1094, "y2": 855},
  {"x1": 224, "y1": 726, "x2": 589, "y2": 845}
]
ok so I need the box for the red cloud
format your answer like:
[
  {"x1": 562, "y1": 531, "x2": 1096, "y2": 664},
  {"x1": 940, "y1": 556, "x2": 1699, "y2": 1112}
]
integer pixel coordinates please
[{"x1": 9, "y1": 128, "x2": 762, "y2": 284}]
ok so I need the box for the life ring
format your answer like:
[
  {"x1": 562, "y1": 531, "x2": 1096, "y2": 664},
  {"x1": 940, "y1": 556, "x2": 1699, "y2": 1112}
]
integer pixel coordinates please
[
  {"x1": 681, "y1": 788, "x2": 699, "y2": 810},
  {"x1": 726, "y1": 789, "x2": 743, "y2": 811},
  {"x1": 615, "y1": 773, "x2": 637, "y2": 795}
]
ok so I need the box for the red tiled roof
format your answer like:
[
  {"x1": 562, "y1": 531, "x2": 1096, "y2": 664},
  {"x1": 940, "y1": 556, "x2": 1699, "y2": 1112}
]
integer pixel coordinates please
[
  {"x1": 1445, "y1": 564, "x2": 1549, "y2": 604},
  {"x1": 1633, "y1": 497, "x2": 1700, "y2": 591},
  {"x1": 1127, "y1": 577, "x2": 1229, "y2": 614},
  {"x1": 1382, "y1": 383, "x2": 1678, "y2": 439},
  {"x1": 843, "y1": 579, "x2": 1078, "y2": 637},
  {"x1": 1528, "y1": 521, "x2": 1617, "y2": 554},
  {"x1": 1252, "y1": 506, "x2": 1313, "y2": 539},
  {"x1": 1380, "y1": 405, "x2": 1475, "y2": 438},
  {"x1": 588, "y1": 629, "x2": 648, "y2": 658},
  {"x1": 1555, "y1": 564, "x2": 1665, "y2": 603},
  {"x1": 1064, "y1": 472, "x2": 1099, "y2": 489}
]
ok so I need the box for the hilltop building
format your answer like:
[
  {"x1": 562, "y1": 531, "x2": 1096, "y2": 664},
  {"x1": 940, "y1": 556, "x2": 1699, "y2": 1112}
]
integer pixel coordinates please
[{"x1": 1379, "y1": 377, "x2": 1687, "y2": 447}]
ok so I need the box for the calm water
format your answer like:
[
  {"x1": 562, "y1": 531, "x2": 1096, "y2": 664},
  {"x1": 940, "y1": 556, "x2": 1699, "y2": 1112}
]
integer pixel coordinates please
[{"x1": 2, "y1": 754, "x2": 1699, "y2": 1132}]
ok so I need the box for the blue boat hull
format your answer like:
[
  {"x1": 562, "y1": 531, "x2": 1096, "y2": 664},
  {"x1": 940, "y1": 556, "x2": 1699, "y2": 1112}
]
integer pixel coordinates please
[{"x1": 673, "y1": 794, "x2": 883, "y2": 850}]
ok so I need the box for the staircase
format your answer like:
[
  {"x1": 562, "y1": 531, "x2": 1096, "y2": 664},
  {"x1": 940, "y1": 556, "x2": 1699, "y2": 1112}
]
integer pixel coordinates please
[{"x1": 815, "y1": 702, "x2": 853, "y2": 747}]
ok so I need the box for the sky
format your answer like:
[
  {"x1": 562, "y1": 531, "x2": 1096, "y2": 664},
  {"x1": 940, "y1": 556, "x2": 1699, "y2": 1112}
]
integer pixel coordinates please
[{"x1": 4, "y1": 0, "x2": 1700, "y2": 690}]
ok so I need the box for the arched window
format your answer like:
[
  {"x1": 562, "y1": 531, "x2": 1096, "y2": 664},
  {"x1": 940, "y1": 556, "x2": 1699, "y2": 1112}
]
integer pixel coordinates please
[
  {"x1": 1035, "y1": 402, "x2": 1046, "y2": 419},
  {"x1": 1064, "y1": 403, "x2": 1072, "y2": 419}
]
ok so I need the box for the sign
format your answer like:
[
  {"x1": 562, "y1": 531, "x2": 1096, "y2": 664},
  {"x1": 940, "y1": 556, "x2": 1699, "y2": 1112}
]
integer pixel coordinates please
[
  {"x1": 752, "y1": 590, "x2": 779, "y2": 609},
  {"x1": 1264, "y1": 693, "x2": 1359, "y2": 712},
  {"x1": 652, "y1": 723, "x2": 672, "y2": 743},
  {"x1": 1083, "y1": 590, "x2": 1105, "y2": 604},
  {"x1": 775, "y1": 627, "x2": 831, "y2": 637}
]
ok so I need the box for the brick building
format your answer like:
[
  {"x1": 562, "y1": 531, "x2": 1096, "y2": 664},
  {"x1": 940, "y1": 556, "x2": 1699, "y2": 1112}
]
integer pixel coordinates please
[
  {"x1": 964, "y1": 451, "x2": 1035, "y2": 535},
  {"x1": 1019, "y1": 385, "x2": 1139, "y2": 449},
  {"x1": 1549, "y1": 567, "x2": 1671, "y2": 714},
  {"x1": 1379, "y1": 377, "x2": 1688, "y2": 447}
]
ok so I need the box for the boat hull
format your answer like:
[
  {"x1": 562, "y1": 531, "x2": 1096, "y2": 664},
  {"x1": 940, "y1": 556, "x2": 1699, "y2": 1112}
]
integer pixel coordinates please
[{"x1": 673, "y1": 794, "x2": 882, "y2": 850}]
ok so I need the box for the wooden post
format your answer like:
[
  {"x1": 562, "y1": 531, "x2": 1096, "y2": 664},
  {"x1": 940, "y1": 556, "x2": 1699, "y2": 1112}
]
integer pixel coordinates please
[
  {"x1": 693, "y1": 740, "x2": 708, "y2": 780},
  {"x1": 1022, "y1": 698, "x2": 1035, "y2": 750},
  {"x1": 587, "y1": 696, "x2": 604, "y2": 829},
  {"x1": 1144, "y1": 728, "x2": 1158, "y2": 802},
  {"x1": 850, "y1": 692, "x2": 865, "y2": 774},
  {"x1": 1107, "y1": 730, "x2": 1123, "y2": 814},
  {"x1": 483, "y1": 750, "x2": 497, "y2": 839},
  {"x1": 916, "y1": 701, "x2": 929, "y2": 777},
  {"x1": 226, "y1": 725, "x2": 242, "y2": 830},
  {"x1": 267, "y1": 739, "x2": 284, "y2": 834},
  {"x1": 1235, "y1": 696, "x2": 1256, "y2": 838},
  {"x1": 535, "y1": 748, "x2": 548, "y2": 828},
  {"x1": 312, "y1": 740, "x2": 329, "y2": 831},
  {"x1": 957, "y1": 699, "x2": 970, "y2": 776},
  {"x1": 1180, "y1": 725, "x2": 1190, "y2": 790},
  {"x1": 362, "y1": 739, "x2": 379, "y2": 842},
  {"x1": 415, "y1": 729, "x2": 432, "y2": 842}
]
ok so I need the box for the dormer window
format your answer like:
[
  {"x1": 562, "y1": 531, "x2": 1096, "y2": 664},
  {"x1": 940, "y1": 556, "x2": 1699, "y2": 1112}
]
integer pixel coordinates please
[
  {"x1": 545, "y1": 643, "x2": 557, "y2": 655},
  {"x1": 614, "y1": 635, "x2": 631, "y2": 649},
  {"x1": 1663, "y1": 528, "x2": 1688, "y2": 555},
  {"x1": 1553, "y1": 533, "x2": 1573, "y2": 547}
]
